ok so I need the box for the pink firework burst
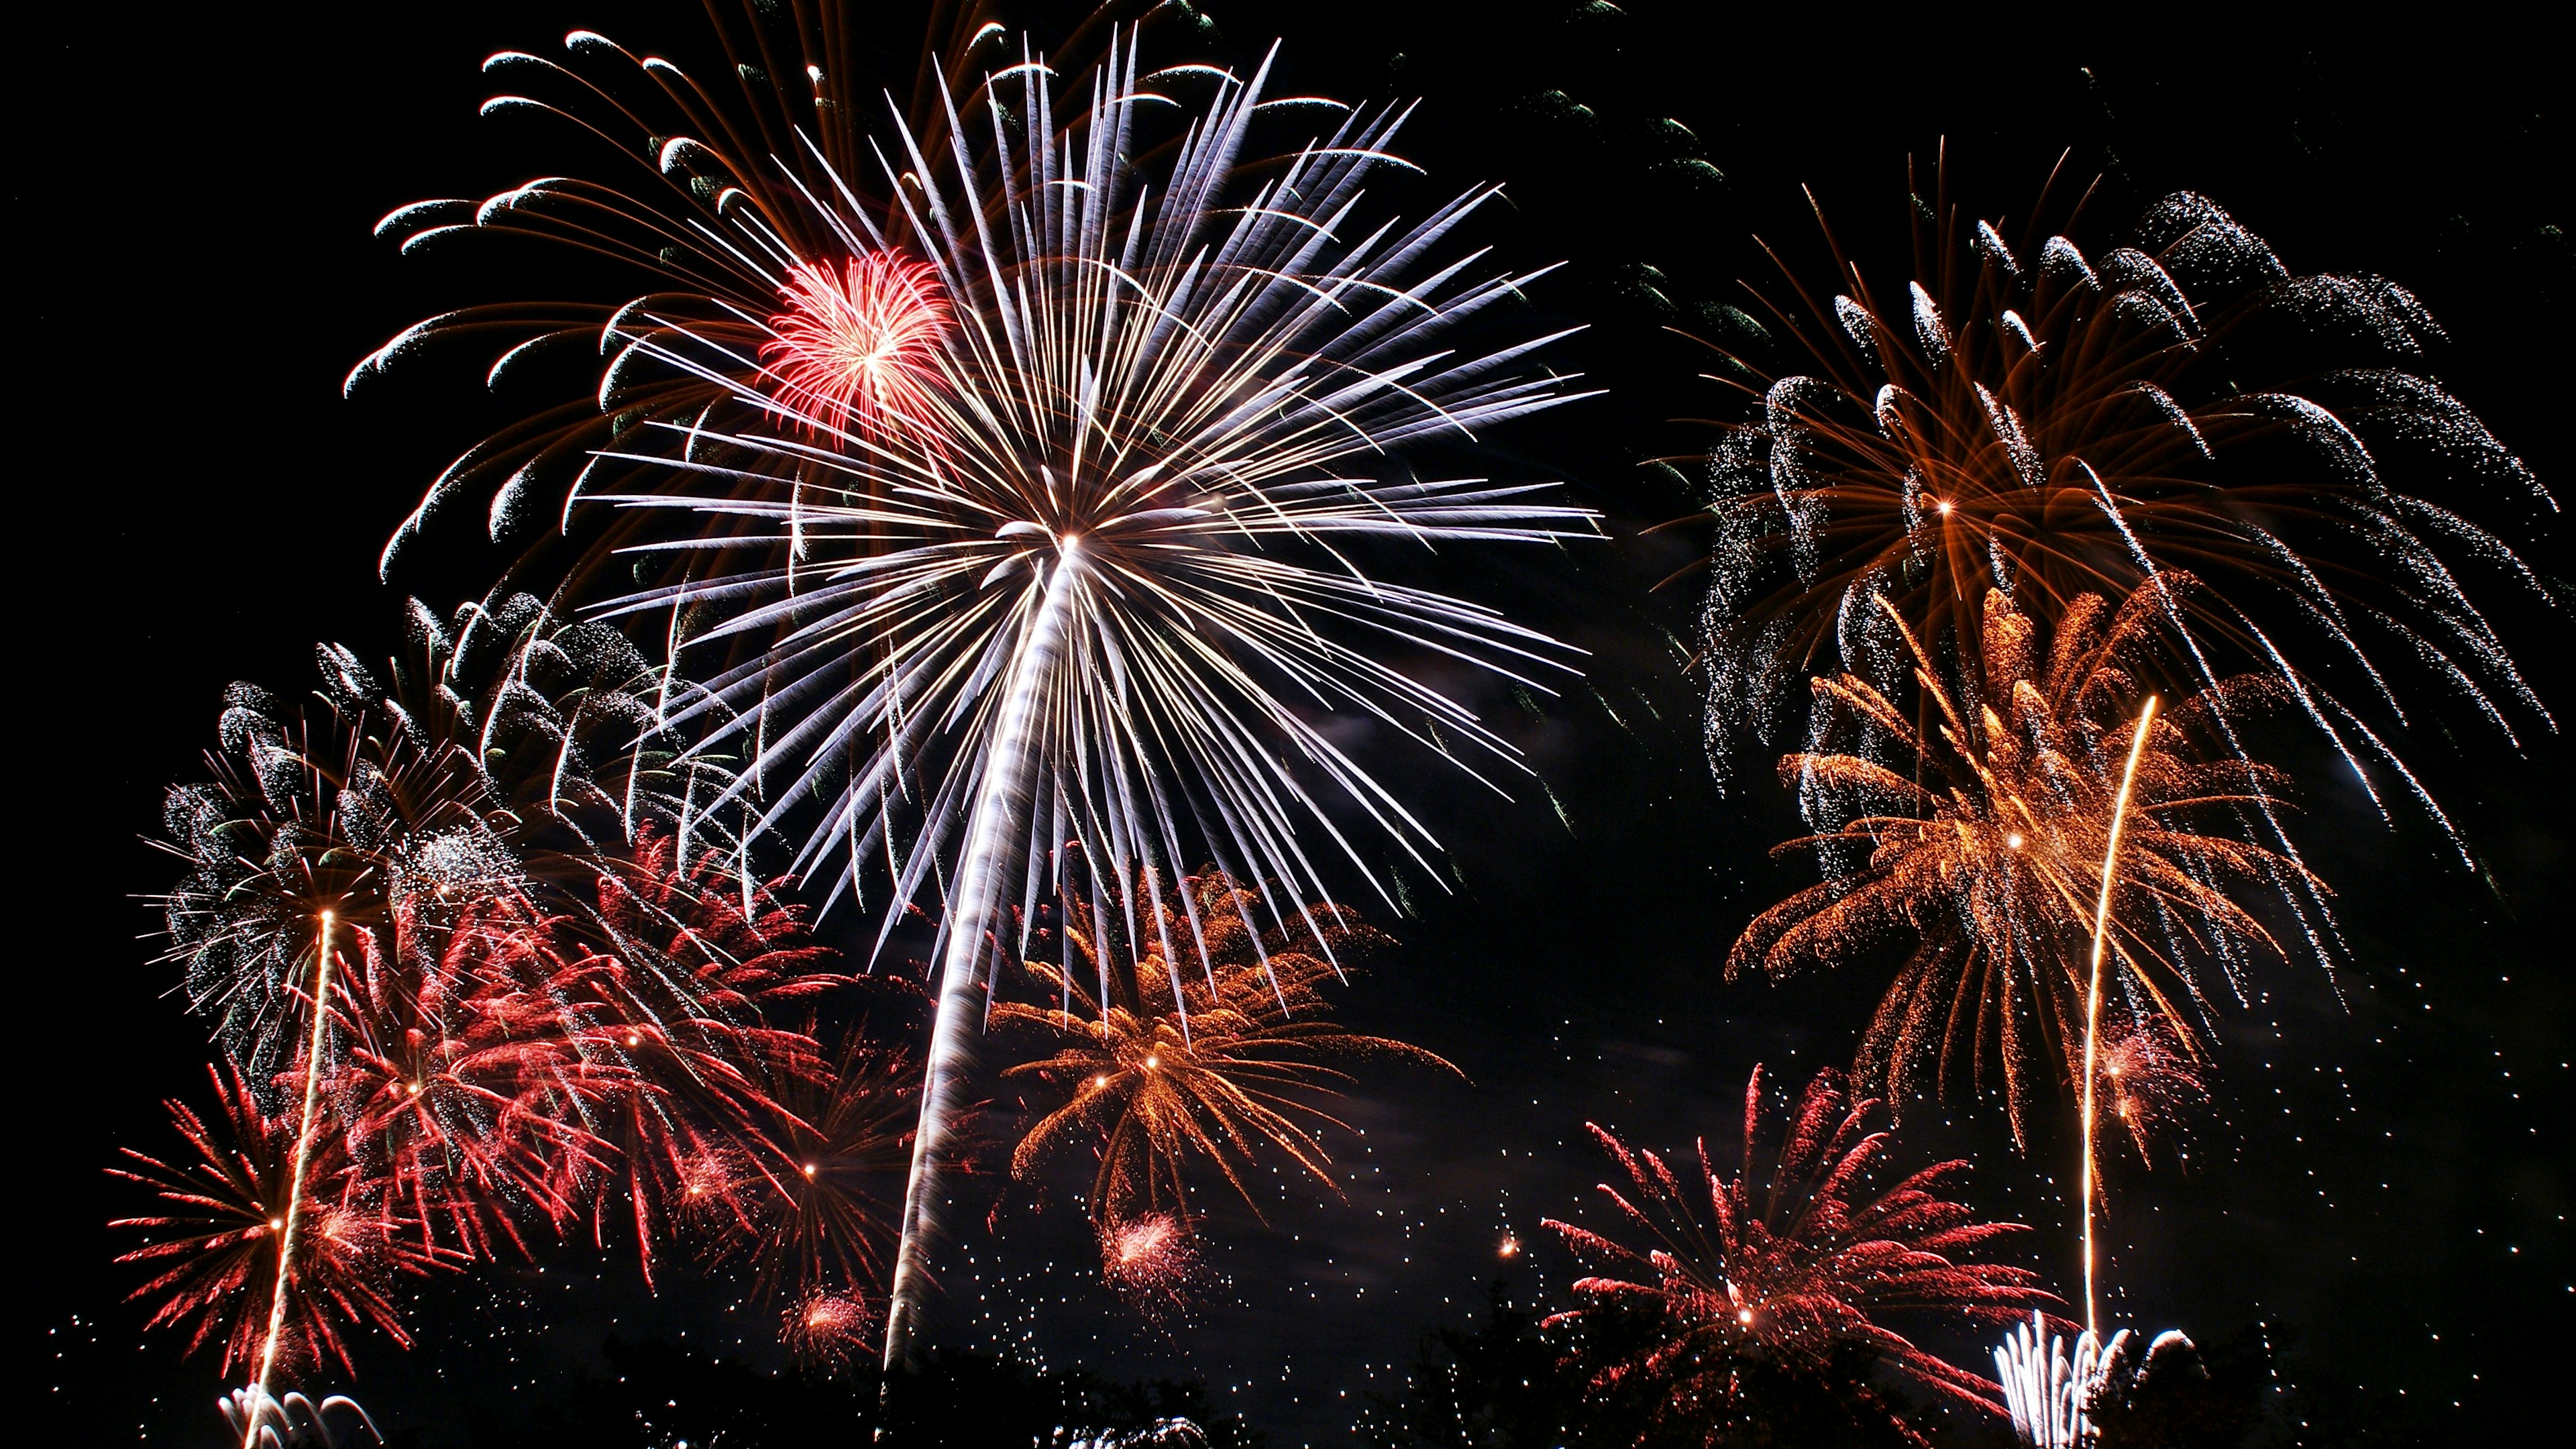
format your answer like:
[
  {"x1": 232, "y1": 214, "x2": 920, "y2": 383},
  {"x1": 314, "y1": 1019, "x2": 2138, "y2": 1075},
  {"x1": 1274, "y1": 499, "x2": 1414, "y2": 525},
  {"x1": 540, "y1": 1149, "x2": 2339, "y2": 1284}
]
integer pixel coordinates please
[
  {"x1": 1100, "y1": 1212, "x2": 1203, "y2": 1323},
  {"x1": 761, "y1": 252, "x2": 949, "y2": 436},
  {"x1": 780, "y1": 1287, "x2": 878, "y2": 1367},
  {"x1": 1543, "y1": 1065, "x2": 2053, "y2": 1440}
]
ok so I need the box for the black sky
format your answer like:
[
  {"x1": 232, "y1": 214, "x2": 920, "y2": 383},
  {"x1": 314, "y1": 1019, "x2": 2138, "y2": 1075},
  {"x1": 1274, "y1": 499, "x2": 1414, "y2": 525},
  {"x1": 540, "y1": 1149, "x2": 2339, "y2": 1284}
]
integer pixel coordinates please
[{"x1": 22, "y1": 3, "x2": 2568, "y2": 1444}]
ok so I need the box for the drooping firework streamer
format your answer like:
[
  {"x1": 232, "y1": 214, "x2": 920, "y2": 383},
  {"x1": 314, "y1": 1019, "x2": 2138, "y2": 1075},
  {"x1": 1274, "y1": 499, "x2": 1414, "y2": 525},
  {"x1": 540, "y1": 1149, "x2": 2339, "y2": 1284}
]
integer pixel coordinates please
[
  {"x1": 566, "y1": 31, "x2": 1596, "y2": 1365},
  {"x1": 2080, "y1": 696, "x2": 2157, "y2": 1338},
  {"x1": 244, "y1": 910, "x2": 339, "y2": 1445}
]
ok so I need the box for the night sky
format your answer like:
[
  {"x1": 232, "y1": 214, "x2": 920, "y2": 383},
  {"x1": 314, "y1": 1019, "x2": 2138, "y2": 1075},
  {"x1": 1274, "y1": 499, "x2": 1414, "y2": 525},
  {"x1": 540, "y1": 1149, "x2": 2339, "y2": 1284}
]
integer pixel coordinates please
[{"x1": 24, "y1": 3, "x2": 2567, "y2": 1444}]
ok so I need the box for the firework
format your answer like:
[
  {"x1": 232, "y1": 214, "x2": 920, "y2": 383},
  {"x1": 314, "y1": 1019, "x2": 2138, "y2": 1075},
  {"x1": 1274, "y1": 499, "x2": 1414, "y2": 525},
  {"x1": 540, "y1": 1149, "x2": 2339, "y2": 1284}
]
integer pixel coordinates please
[
  {"x1": 144, "y1": 621, "x2": 834, "y2": 1379},
  {"x1": 1542, "y1": 1065, "x2": 2051, "y2": 1435},
  {"x1": 1994, "y1": 1312, "x2": 2121, "y2": 1449},
  {"x1": 478, "y1": 28, "x2": 1593, "y2": 1360},
  {"x1": 1727, "y1": 578, "x2": 2319, "y2": 1144},
  {"x1": 111, "y1": 1063, "x2": 439, "y2": 1380},
  {"x1": 1697, "y1": 162, "x2": 2553, "y2": 839},
  {"x1": 781, "y1": 1287, "x2": 880, "y2": 1368},
  {"x1": 157, "y1": 675, "x2": 503, "y2": 1081},
  {"x1": 996, "y1": 870, "x2": 1454, "y2": 1234},
  {"x1": 703, "y1": 1026, "x2": 916, "y2": 1317},
  {"x1": 763, "y1": 252, "x2": 951, "y2": 439},
  {"x1": 1097, "y1": 1212, "x2": 1205, "y2": 1322}
]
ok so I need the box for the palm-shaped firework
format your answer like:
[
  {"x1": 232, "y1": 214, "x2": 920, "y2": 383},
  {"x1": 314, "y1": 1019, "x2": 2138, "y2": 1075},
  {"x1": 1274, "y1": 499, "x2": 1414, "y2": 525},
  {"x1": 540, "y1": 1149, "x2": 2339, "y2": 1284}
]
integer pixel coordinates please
[
  {"x1": 436, "y1": 32, "x2": 1599, "y2": 1355},
  {"x1": 1544, "y1": 1065, "x2": 2052, "y2": 1442},
  {"x1": 1729, "y1": 578, "x2": 2309, "y2": 1144},
  {"x1": 996, "y1": 870, "x2": 1453, "y2": 1260}
]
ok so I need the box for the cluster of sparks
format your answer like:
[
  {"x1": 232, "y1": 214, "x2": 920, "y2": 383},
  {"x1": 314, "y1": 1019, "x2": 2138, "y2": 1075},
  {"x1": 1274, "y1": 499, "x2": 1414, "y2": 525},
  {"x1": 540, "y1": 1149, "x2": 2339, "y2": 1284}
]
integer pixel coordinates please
[{"x1": 126, "y1": 613, "x2": 908, "y2": 1379}]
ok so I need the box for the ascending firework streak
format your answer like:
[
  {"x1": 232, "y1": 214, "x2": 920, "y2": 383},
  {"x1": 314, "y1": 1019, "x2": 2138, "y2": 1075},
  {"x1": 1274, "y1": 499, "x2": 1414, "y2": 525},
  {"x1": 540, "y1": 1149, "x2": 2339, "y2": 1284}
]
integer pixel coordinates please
[
  {"x1": 2080, "y1": 698, "x2": 2157, "y2": 1340},
  {"x1": 246, "y1": 910, "x2": 339, "y2": 1448},
  {"x1": 580, "y1": 34, "x2": 1593, "y2": 1364}
]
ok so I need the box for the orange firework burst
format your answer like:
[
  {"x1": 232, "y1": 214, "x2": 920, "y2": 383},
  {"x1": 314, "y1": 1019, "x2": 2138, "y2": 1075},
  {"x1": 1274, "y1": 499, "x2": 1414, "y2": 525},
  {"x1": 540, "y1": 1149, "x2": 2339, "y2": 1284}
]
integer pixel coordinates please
[
  {"x1": 111, "y1": 1063, "x2": 445, "y2": 1379},
  {"x1": 763, "y1": 252, "x2": 950, "y2": 437},
  {"x1": 1695, "y1": 162, "x2": 2551, "y2": 836},
  {"x1": 996, "y1": 871, "x2": 1456, "y2": 1232},
  {"x1": 1543, "y1": 1065, "x2": 2051, "y2": 1436},
  {"x1": 1729, "y1": 576, "x2": 2318, "y2": 1144}
]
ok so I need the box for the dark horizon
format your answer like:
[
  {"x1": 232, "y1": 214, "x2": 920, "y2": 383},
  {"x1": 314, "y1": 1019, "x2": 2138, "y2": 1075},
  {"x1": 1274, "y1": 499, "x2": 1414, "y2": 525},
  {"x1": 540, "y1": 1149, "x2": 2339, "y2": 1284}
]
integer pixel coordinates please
[{"x1": 24, "y1": 3, "x2": 2566, "y2": 1444}]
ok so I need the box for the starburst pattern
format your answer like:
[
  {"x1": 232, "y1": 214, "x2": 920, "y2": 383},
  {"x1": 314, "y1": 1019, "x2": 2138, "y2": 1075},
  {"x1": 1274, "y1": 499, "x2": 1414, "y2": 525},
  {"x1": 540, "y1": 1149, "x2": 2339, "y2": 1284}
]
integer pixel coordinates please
[
  {"x1": 1542, "y1": 1065, "x2": 2051, "y2": 1438},
  {"x1": 996, "y1": 871, "x2": 1454, "y2": 1231},
  {"x1": 763, "y1": 252, "x2": 951, "y2": 437},
  {"x1": 1727, "y1": 578, "x2": 2318, "y2": 1142},
  {"x1": 111, "y1": 1063, "x2": 441, "y2": 1379}
]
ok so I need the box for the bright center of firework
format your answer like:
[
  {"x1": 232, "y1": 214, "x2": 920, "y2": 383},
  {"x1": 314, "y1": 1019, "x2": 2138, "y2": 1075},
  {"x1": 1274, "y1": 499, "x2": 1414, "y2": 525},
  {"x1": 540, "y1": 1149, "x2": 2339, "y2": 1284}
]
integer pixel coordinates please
[
  {"x1": 2006, "y1": 832, "x2": 2025, "y2": 849},
  {"x1": 1737, "y1": 1307, "x2": 1756, "y2": 1324},
  {"x1": 1499, "y1": 1236, "x2": 1520, "y2": 1257},
  {"x1": 761, "y1": 252, "x2": 950, "y2": 433},
  {"x1": 1113, "y1": 1216, "x2": 1179, "y2": 1265},
  {"x1": 1143, "y1": 1055, "x2": 1159, "y2": 1069},
  {"x1": 1935, "y1": 498, "x2": 1954, "y2": 515},
  {"x1": 269, "y1": 1218, "x2": 283, "y2": 1230}
]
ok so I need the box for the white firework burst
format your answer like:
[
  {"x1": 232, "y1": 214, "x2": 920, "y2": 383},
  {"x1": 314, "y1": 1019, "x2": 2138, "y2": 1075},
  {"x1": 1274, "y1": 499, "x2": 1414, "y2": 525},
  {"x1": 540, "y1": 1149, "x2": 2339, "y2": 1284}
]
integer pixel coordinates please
[{"x1": 568, "y1": 31, "x2": 1595, "y2": 1357}]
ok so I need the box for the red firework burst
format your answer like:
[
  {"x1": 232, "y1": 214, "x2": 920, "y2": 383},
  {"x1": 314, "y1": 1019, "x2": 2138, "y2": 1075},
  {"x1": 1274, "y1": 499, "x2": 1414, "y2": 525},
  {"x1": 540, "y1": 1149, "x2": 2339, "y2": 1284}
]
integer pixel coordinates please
[
  {"x1": 1543, "y1": 1065, "x2": 2052, "y2": 1438},
  {"x1": 111, "y1": 1063, "x2": 444, "y2": 1379},
  {"x1": 761, "y1": 252, "x2": 950, "y2": 436},
  {"x1": 573, "y1": 825, "x2": 845, "y2": 1279},
  {"x1": 331, "y1": 892, "x2": 626, "y2": 1260},
  {"x1": 780, "y1": 1287, "x2": 878, "y2": 1367}
]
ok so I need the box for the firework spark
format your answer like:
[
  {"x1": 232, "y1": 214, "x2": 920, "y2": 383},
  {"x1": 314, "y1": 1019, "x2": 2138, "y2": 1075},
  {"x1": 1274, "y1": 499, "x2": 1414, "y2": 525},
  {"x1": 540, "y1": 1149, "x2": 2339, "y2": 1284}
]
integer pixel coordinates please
[
  {"x1": 1542, "y1": 1064, "x2": 2051, "y2": 1436},
  {"x1": 1728, "y1": 579, "x2": 2318, "y2": 1144},
  {"x1": 996, "y1": 870, "x2": 1455, "y2": 1234},
  {"x1": 1697, "y1": 162, "x2": 2553, "y2": 843}
]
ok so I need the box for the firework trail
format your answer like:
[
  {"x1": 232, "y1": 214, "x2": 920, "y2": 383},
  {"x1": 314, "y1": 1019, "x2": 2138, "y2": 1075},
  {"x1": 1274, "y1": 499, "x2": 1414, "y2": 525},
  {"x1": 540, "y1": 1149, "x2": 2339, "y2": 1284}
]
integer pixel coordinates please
[
  {"x1": 407, "y1": 27, "x2": 1602, "y2": 1358},
  {"x1": 1543, "y1": 1064, "x2": 2052, "y2": 1438},
  {"x1": 1696, "y1": 157, "x2": 2553, "y2": 847},
  {"x1": 1729, "y1": 579, "x2": 2316, "y2": 1144},
  {"x1": 2078, "y1": 694, "x2": 2155, "y2": 1339}
]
